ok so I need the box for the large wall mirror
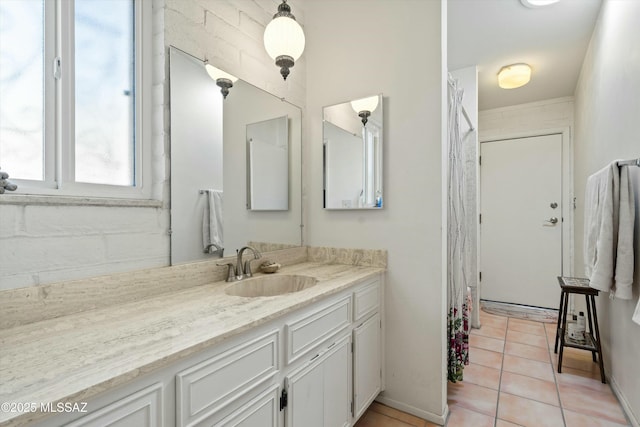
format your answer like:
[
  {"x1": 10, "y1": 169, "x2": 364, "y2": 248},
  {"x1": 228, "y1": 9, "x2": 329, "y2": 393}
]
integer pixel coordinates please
[
  {"x1": 323, "y1": 94, "x2": 384, "y2": 209},
  {"x1": 169, "y1": 47, "x2": 302, "y2": 264}
]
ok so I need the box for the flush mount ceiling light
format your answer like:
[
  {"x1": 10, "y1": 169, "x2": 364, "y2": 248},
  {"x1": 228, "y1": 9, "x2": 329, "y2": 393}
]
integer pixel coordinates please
[
  {"x1": 497, "y1": 63, "x2": 532, "y2": 89},
  {"x1": 205, "y1": 64, "x2": 239, "y2": 99},
  {"x1": 263, "y1": 0, "x2": 305, "y2": 80},
  {"x1": 351, "y1": 96, "x2": 379, "y2": 126},
  {"x1": 520, "y1": 0, "x2": 560, "y2": 8}
]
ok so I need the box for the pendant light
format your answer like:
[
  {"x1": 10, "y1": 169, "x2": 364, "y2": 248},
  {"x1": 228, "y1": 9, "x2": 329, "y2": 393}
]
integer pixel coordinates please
[
  {"x1": 351, "y1": 96, "x2": 379, "y2": 126},
  {"x1": 205, "y1": 64, "x2": 239, "y2": 99},
  {"x1": 263, "y1": 0, "x2": 305, "y2": 80}
]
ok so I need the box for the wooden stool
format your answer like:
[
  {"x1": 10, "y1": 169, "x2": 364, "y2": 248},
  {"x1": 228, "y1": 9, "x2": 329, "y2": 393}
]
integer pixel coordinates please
[{"x1": 554, "y1": 276, "x2": 605, "y2": 383}]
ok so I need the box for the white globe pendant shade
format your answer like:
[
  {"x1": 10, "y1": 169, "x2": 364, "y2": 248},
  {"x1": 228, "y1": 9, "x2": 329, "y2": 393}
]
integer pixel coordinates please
[
  {"x1": 263, "y1": 1, "x2": 305, "y2": 80},
  {"x1": 205, "y1": 64, "x2": 239, "y2": 99},
  {"x1": 350, "y1": 96, "x2": 379, "y2": 114}
]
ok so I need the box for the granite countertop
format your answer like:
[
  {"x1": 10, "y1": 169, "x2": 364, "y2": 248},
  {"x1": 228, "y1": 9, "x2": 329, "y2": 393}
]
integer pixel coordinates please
[{"x1": 0, "y1": 261, "x2": 383, "y2": 426}]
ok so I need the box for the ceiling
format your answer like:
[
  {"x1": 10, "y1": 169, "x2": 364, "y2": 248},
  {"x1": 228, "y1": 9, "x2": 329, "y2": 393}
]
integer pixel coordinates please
[{"x1": 448, "y1": 0, "x2": 602, "y2": 110}]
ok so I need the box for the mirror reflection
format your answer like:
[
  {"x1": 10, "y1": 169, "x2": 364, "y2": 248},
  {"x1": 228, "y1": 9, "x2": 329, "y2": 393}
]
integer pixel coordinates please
[
  {"x1": 323, "y1": 94, "x2": 383, "y2": 209},
  {"x1": 169, "y1": 47, "x2": 302, "y2": 265}
]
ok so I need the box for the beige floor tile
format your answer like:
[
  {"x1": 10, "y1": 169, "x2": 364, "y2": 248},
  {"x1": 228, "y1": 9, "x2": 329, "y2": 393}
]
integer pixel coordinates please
[
  {"x1": 470, "y1": 334, "x2": 505, "y2": 353},
  {"x1": 507, "y1": 320, "x2": 546, "y2": 336},
  {"x1": 506, "y1": 329, "x2": 548, "y2": 348},
  {"x1": 508, "y1": 318, "x2": 543, "y2": 327},
  {"x1": 496, "y1": 419, "x2": 523, "y2": 427},
  {"x1": 504, "y1": 341, "x2": 550, "y2": 363},
  {"x1": 448, "y1": 382, "x2": 498, "y2": 417},
  {"x1": 369, "y1": 402, "x2": 428, "y2": 426},
  {"x1": 446, "y1": 404, "x2": 494, "y2": 427},
  {"x1": 497, "y1": 392, "x2": 564, "y2": 427},
  {"x1": 558, "y1": 383, "x2": 629, "y2": 425},
  {"x1": 469, "y1": 347, "x2": 503, "y2": 370},
  {"x1": 554, "y1": 369, "x2": 611, "y2": 394},
  {"x1": 479, "y1": 313, "x2": 508, "y2": 329},
  {"x1": 472, "y1": 325, "x2": 507, "y2": 340},
  {"x1": 500, "y1": 371, "x2": 560, "y2": 406},
  {"x1": 502, "y1": 354, "x2": 555, "y2": 383},
  {"x1": 552, "y1": 349, "x2": 603, "y2": 376},
  {"x1": 354, "y1": 409, "x2": 420, "y2": 426},
  {"x1": 563, "y1": 409, "x2": 630, "y2": 427},
  {"x1": 462, "y1": 363, "x2": 501, "y2": 390}
]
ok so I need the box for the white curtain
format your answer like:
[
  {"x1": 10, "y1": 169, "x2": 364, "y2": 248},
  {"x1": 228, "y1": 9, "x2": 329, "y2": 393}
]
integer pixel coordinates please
[{"x1": 447, "y1": 75, "x2": 471, "y2": 382}]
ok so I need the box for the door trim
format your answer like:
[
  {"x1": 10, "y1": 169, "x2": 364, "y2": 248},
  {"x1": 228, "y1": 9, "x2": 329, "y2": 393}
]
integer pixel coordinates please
[{"x1": 478, "y1": 127, "x2": 574, "y2": 303}]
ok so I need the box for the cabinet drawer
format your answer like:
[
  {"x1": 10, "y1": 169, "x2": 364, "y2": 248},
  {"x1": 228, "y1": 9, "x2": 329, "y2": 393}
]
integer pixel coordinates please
[
  {"x1": 353, "y1": 279, "x2": 380, "y2": 322},
  {"x1": 285, "y1": 296, "x2": 351, "y2": 364},
  {"x1": 66, "y1": 383, "x2": 162, "y2": 427},
  {"x1": 176, "y1": 330, "x2": 279, "y2": 427},
  {"x1": 212, "y1": 385, "x2": 279, "y2": 427}
]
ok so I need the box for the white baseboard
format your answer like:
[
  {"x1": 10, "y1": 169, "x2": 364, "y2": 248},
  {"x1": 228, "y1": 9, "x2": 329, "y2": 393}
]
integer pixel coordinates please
[
  {"x1": 374, "y1": 396, "x2": 448, "y2": 425},
  {"x1": 608, "y1": 374, "x2": 639, "y2": 427}
]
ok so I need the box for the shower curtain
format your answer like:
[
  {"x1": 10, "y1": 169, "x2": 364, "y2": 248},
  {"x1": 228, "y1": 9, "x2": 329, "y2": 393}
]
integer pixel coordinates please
[{"x1": 447, "y1": 75, "x2": 470, "y2": 383}]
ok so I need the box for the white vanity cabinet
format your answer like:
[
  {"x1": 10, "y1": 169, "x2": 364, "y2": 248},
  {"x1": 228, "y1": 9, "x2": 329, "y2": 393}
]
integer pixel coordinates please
[
  {"x1": 284, "y1": 334, "x2": 352, "y2": 427},
  {"x1": 28, "y1": 273, "x2": 383, "y2": 427},
  {"x1": 352, "y1": 279, "x2": 383, "y2": 421}
]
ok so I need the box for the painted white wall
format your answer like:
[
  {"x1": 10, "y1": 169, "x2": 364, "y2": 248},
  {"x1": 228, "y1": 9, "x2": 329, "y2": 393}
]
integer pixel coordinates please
[
  {"x1": 304, "y1": 0, "x2": 447, "y2": 422},
  {"x1": 574, "y1": 0, "x2": 640, "y2": 422}
]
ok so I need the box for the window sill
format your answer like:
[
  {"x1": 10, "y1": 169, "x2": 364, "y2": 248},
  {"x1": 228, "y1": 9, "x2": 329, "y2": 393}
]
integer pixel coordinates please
[{"x1": 0, "y1": 194, "x2": 163, "y2": 208}]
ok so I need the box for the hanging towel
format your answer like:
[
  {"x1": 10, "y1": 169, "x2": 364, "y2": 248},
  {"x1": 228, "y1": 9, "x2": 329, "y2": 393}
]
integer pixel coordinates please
[
  {"x1": 584, "y1": 161, "x2": 635, "y2": 299},
  {"x1": 202, "y1": 189, "x2": 224, "y2": 255}
]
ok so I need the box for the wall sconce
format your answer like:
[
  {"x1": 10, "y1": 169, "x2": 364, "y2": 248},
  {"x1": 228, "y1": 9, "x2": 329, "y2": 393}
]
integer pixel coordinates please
[
  {"x1": 498, "y1": 63, "x2": 532, "y2": 89},
  {"x1": 205, "y1": 64, "x2": 238, "y2": 99},
  {"x1": 351, "y1": 96, "x2": 379, "y2": 126},
  {"x1": 263, "y1": 0, "x2": 305, "y2": 80}
]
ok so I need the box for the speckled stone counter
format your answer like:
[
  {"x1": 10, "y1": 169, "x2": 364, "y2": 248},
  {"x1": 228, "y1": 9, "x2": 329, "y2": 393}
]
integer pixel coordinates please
[{"x1": 0, "y1": 247, "x2": 386, "y2": 426}]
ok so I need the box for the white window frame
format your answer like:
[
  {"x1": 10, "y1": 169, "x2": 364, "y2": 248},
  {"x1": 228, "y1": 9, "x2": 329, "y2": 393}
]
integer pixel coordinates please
[{"x1": 8, "y1": 0, "x2": 153, "y2": 200}]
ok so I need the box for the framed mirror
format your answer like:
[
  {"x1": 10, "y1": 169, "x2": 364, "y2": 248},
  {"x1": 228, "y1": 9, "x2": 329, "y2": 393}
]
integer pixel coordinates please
[
  {"x1": 169, "y1": 47, "x2": 302, "y2": 264},
  {"x1": 323, "y1": 94, "x2": 383, "y2": 209}
]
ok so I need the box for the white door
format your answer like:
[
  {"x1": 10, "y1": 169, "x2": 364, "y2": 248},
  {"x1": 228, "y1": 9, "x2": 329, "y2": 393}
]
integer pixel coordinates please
[
  {"x1": 480, "y1": 134, "x2": 563, "y2": 309},
  {"x1": 353, "y1": 312, "x2": 381, "y2": 421},
  {"x1": 285, "y1": 335, "x2": 351, "y2": 427}
]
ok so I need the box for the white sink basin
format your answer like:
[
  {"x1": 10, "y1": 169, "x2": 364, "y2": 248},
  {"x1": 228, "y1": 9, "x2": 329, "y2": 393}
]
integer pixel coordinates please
[{"x1": 224, "y1": 275, "x2": 318, "y2": 297}]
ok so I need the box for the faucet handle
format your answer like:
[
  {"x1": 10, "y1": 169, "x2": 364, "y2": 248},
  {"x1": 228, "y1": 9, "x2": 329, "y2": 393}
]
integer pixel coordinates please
[{"x1": 216, "y1": 262, "x2": 237, "y2": 282}]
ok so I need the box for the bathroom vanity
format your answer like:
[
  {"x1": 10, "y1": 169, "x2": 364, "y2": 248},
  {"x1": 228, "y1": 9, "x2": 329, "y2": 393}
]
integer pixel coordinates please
[{"x1": 0, "y1": 247, "x2": 385, "y2": 427}]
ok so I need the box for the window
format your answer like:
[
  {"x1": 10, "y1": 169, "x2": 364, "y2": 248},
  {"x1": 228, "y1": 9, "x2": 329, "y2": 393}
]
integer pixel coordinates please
[{"x1": 0, "y1": 0, "x2": 151, "y2": 198}]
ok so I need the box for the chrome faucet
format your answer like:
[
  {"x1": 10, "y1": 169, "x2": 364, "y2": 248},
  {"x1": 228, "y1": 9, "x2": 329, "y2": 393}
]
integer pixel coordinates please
[
  {"x1": 218, "y1": 246, "x2": 262, "y2": 282},
  {"x1": 236, "y1": 246, "x2": 262, "y2": 278}
]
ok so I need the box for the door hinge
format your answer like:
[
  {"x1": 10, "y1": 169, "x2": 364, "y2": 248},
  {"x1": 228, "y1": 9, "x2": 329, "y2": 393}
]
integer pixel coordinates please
[
  {"x1": 53, "y1": 57, "x2": 61, "y2": 80},
  {"x1": 479, "y1": 271, "x2": 482, "y2": 282},
  {"x1": 479, "y1": 214, "x2": 482, "y2": 224},
  {"x1": 351, "y1": 342, "x2": 354, "y2": 353},
  {"x1": 279, "y1": 389, "x2": 288, "y2": 411},
  {"x1": 479, "y1": 156, "x2": 482, "y2": 166}
]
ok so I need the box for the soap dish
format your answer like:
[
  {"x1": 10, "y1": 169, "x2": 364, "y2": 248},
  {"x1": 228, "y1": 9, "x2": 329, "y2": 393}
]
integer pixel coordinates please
[{"x1": 260, "y1": 261, "x2": 281, "y2": 274}]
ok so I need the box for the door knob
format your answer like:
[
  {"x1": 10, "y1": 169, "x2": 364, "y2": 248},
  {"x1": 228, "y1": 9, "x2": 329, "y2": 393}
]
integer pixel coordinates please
[{"x1": 544, "y1": 217, "x2": 558, "y2": 226}]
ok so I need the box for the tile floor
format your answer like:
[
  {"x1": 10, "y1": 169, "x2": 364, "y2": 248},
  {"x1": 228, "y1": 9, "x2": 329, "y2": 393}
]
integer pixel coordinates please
[{"x1": 355, "y1": 309, "x2": 631, "y2": 427}]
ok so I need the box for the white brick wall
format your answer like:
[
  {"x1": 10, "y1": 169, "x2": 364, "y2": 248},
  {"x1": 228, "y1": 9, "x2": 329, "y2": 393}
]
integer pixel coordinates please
[
  {"x1": 0, "y1": 0, "x2": 308, "y2": 291},
  {"x1": 478, "y1": 96, "x2": 574, "y2": 139}
]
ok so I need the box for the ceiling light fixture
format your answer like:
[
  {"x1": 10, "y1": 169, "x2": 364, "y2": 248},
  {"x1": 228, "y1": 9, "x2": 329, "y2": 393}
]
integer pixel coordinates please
[
  {"x1": 351, "y1": 96, "x2": 379, "y2": 126},
  {"x1": 205, "y1": 64, "x2": 239, "y2": 99},
  {"x1": 520, "y1": 0, "x2": 560, "y2": 8},
  {"x1": 263, "y1": 0, "x2": 305, "y2": 80},
  {"x1": 497, "y1": 63, "x2": 532, "y2": 89}
]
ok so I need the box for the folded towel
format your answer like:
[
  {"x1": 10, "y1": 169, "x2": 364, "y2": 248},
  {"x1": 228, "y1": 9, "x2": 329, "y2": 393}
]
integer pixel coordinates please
[
  {"x1": 202, "y1": 190, "x2": 223, "y2": 256},
  {"x1": 584, "y1": 161, "x2": 635, "y2": 299}
]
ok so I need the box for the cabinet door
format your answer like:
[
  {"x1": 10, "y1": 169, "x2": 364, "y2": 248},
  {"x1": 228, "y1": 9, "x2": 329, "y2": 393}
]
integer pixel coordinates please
[
  {"x1": 353, "y1": 312, "x2": 381, "y2": 420},
  {"x1": 285, "y1": 335, "x2": 351, "y2": 427},
  {"x1": 211, "y1": 385, "x2": 279, "y2": 427}
]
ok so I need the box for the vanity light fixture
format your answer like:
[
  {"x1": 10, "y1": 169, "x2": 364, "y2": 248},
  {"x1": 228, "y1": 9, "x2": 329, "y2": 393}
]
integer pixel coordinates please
[
  {"x1": 263, "y1": 0, "x2": 305, "y2": 80},
  {"x1": 205, "y1": 64, "x2": 239, "y2": 99},
  {"x1": 497, "y1": 63, "x2": 532, "y2": 89},
  {"x1": 520, "y1": 0, "x2": 559, "y2": 8},
  {"x1": 351, "y1": 96, "x2": 379, "y2": 126}
]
